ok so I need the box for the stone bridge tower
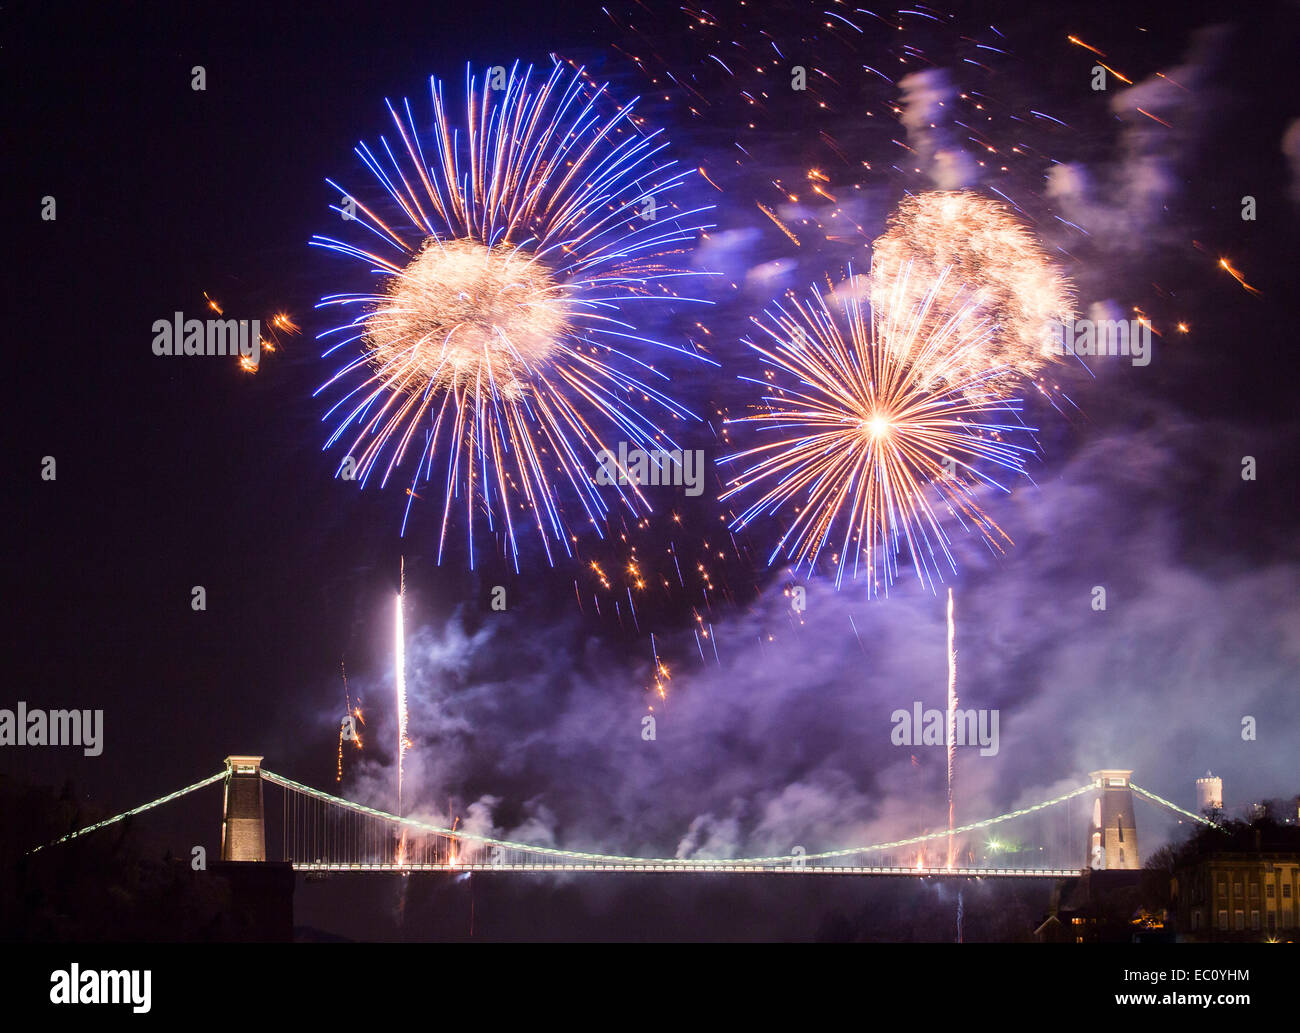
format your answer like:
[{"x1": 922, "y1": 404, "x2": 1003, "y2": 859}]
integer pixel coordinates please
[
  {"x1": 221, "y1": 755, "x2": 266, "y2": 862},
  {"x1": 1087, "y1": 769, "x2": 1140, "y2": 870}
]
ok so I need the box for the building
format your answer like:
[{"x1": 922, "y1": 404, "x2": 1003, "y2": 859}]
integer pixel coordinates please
[
  {"x1": 1195, "y1": 772, "x2": 1223, "y2": 813},
  {"x1": 1034, "y1": 870, "x2": 1162, "y2": 943},
  {"x1": 1170, "y1": 821, "x2": 1300, "y2": 941},
  {"x1": 1173, "y1": 852, "x2": 1300, "y2": 940}
]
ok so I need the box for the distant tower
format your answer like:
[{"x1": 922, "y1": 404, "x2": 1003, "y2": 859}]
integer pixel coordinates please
[
  {"x1": 221, "y1": 755, "x2": 266, "y2": 861},
  {"x1": 1195, "y1": 771, "x2": 1223, "y2": 813},
  {"x1": 1087, "y1": 770, "x2": 1140, "y2": 870}
]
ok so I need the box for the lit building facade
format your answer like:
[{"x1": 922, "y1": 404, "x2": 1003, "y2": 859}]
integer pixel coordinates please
[{"x1": 1174, "y1": 853, "x2": 1300, "y2": 940}]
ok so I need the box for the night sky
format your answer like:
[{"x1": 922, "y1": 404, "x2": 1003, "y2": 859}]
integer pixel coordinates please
[{"x1": 7, "y1": 0, "x2": 1299, "y2": 940}]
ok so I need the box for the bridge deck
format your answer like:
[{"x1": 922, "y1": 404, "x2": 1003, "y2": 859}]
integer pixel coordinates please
[{"x1": 291, "y1": 862, "x2": 1081, "y2": 877}]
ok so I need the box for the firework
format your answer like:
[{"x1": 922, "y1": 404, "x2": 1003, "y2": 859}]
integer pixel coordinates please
[
  {"x1": 870, "y1": 191, "x2": 1074, "y2": 392},
  {"x1": 579, "y1": 1, "x2": 1109, "y2": 626},
  {"x1": 313, "y1": 62, "x2": 712, "y2": 569},
  {"x1": 721, "y1": 267, "x2": 1036, "y2": 593}
]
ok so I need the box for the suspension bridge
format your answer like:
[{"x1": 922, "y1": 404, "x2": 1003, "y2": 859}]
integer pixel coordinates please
[{"x1": 27, "y1": 756, "x2": 1215, "y2": 878}]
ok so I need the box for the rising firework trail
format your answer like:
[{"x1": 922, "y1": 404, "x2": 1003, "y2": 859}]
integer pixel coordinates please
[
  {"x1": 722, "y1": 267, "x2": 1037, "y2": 593},
  {"x1": 336, "y1": 658, "x2": 363, "y2": 783},
  {"x1": 395, "y1": 557, "x2": 409, "y2": 865},
  {"x1": 946, "y1": 587, "x2": 957, "y2": 870},
  {"x1": 312, "y1": 61, "x2": 714, "y2": 571}
]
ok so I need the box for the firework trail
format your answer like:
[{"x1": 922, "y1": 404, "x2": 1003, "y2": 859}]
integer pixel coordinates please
[
  {"x1": 395, "y1": 558, "x2": 409, "y2": 865},
  {"x1": 336, "y1": 658, "x2": 363, "y2": 782},
  {"x1": 1217, "y1": 257, "x2": 1261, "y2": 296},
  {"x1": 313, "y1": 62, "x2": 713, "y2": 570},
  {"x1": 946, "y1": 587, "x2": 957, "y2": 869},
  {"x1": 722, "y1": 266, "x2": 1037, "y2": 593},
  {"x1": 337, "y1": 659, "x2": 348, "y2": 782}
]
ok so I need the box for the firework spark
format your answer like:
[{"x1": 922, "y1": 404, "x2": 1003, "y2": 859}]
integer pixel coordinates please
[
  {"x1": 1218, "y1": 257, "x2": 1261, "y2": 296},
  {"x1": 722, "y1": 267, "x2": 1036, "y2": 593},
  {"x1": 313, "y1": 62, "x2": 713, "y2": 570}
]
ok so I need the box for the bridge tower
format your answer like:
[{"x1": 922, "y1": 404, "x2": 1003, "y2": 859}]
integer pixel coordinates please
[
  {"x1": 221, "y1": 755, "x2": 266, "y2": 861},
  {"x1": 1087, "y1": 769, "x2": 1140, "y2": 870}
]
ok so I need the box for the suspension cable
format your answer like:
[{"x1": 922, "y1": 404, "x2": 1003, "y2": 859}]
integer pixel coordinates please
[
  {"x1": 262, "y1": 768, "x2": 1098, "y2": 867},
  {"x1": 1131, "y1": 783, "x2": 1219, "y2": 828},
  {"x1": 26, "y1": 770, "x2": 228, "y2": 855}
]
